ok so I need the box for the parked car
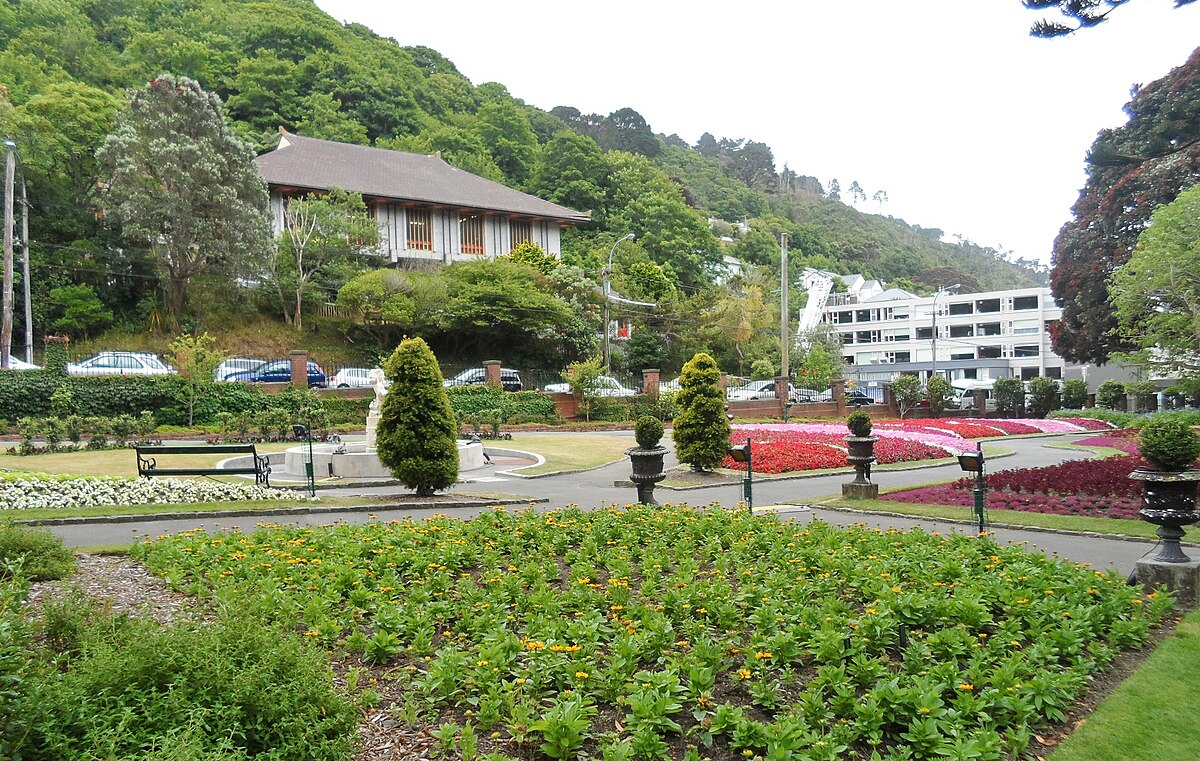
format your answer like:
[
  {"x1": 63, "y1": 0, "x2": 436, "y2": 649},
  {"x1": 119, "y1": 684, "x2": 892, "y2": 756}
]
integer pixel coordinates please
[
  {"x1": 214, "y1": 357, "x2": 269, "y2": 382},
  {"x1": 329, "y1": 367, "x2": 379, "y2": 388},
  {"x1": 66, "y1": 351, "x2": 175, "y2": 377},
  {"x1": 728, "y1": 379, "x2": 801, "y2": 402},
  {"x1": 1, "y1": 357, "x2": 40, "y2": 370},
  {"x1": 793, "y1": 388, "x2": 875, "y2": 405},
  {"x1": 443, "y1": 367, "x2": 523, "y2": 392},
  {"x1": 544, "y1": 375, "x2": 636, "y2": 397},
  {"x1": 225, "y1": 359, "x2": 327, "y2": 388}
]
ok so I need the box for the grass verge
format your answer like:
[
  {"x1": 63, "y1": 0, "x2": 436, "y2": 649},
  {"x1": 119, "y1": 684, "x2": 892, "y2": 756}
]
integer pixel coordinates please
[
  {"x1": 1048, "y1": 610, "x2": 1200, "y2": 761},
  {"x1": 504, "y1": 432, "x2": 633, "y2": 475},
  {"x1": 817, "y1": 496, "x2": 1161, "y2": 540}
]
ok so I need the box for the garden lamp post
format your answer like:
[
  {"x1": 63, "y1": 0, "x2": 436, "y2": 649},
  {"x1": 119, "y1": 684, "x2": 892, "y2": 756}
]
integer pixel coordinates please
[
  {"x1": 729, "y1": 438, "x2": 753, "y2": 512},
  {"x1": 292, "y1": 423, "x2": 315, "y2": 497},
  {"x1": 957, "y1": 442, "x2": 988, "y2": 533},
  {"x1": 602, "y1": 233, "x2": 636, "y2": 369}
]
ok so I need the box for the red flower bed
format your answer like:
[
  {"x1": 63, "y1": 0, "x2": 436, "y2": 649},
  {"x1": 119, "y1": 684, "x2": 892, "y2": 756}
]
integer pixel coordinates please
[
  {"x1": 977, "y1": 420, "x2": 1043, "y2": 435},
  {"x1": 722, "y1": 430, "x2": 951, "y2": 474},
  {"x1": 1075, "y1": 434, "x2": 1141, "y2": 456}
]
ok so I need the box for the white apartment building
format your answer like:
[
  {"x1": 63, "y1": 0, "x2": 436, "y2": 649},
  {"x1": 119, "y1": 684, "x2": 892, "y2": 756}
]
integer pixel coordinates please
[{"x1": 807, "y1": 269, "x2": 1074, "y2": 387}]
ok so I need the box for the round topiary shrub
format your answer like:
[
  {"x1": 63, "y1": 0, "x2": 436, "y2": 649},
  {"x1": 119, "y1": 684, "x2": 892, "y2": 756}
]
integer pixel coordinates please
[
  {"x1": 847, "y1": 410, "x2": 873, "y2": 438},
  {"x1": 634, "y1": 415, "x2": 664, "y2": 450},
  {"x1": 1139, "y1": 414, "x2": 1200, "y2": 471},
  {"x1": 375, "y1": 337, "x2": 460, "y2": 496}
]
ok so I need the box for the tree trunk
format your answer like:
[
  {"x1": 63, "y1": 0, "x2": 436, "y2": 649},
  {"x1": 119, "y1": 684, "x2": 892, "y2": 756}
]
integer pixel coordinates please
[
  {"x1": 293, "y1": 288, "x2": 304, "y2": 331},
  {"x1": 168, "y1": 276, "x2": 188, "y2": 322}
]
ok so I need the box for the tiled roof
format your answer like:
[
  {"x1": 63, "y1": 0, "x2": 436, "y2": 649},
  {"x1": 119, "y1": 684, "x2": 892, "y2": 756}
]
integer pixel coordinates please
[{"x1": 255, "y1": 132, "x2": 591, "y2": 224}]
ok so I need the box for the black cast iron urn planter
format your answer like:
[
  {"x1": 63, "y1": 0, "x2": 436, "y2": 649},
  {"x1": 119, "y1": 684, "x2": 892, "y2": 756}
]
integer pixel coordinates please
[
  {"x1": 627, "y1": 445, "x2": 669, "y2": 505},
  {"x1": 1130, "y1": 467, "x2": 1200, "y2": 563},
  {"x1": 846, "y1": 436, "x2": 878, "y2": 485}
]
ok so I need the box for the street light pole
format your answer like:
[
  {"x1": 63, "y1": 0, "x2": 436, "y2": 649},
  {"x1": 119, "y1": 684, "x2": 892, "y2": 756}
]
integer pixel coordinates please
[
  {"x1": 602, "y1": 233, "x2": 635, "y2": 369},
  {"x1": 19, "y1": 174, "x2": 29, "y2": 365},
  {"x1": 929, "y1": 283, "x2": 960, "y2": 383},
  {"x1": 1, "y1": 139, "x2": 14, "y2": 370}
]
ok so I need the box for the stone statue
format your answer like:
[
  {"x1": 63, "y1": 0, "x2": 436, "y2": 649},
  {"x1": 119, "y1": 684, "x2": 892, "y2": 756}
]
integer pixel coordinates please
[{"x1": 366, "y1": 368, "x2": 388, "y2": 448}]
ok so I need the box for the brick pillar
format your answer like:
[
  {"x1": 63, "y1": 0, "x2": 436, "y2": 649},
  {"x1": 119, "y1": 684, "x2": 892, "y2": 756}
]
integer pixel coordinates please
[
  {"x1": 289, "y1": 350, "x2": 309, "y2": 387},
  {"x1": 482, "y1": 360, "x2": 502, "y2": 387},
  {"x1": 642, "y1": 368, "x2": 660, "y2": 397},
  {"x1": 774, "y1": 375, "x2": 791, "y2": 418},
  {"x1": 883, "y1": 384, "x2": 897, "y2": 418},
  {"x1": 831, "y1": 378, "x2": 848, "y2": 416},
  {"x1": 974, "y1": 389, "x2": 986, "y2": 416}
]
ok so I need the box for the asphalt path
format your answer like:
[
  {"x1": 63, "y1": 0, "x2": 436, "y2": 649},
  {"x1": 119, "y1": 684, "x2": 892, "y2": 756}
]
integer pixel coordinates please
[{"x1": 44, "y1": 432, "x2": 1163, "y2": 575}]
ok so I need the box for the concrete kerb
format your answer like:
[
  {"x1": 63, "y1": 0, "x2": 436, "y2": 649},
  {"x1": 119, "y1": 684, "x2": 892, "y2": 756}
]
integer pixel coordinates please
[{"x1": 16, "y1": 496, "x2": 552, "y2": 527}]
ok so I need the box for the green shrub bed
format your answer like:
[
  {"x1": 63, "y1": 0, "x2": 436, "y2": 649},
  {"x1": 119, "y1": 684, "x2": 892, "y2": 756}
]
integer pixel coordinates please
[{"x1": 132, "y1": 505, "x2": 1168, "y2": 760}]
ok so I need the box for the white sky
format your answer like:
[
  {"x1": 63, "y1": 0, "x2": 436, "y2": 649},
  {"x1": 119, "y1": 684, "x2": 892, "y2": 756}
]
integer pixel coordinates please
[{"x1": 314, "y1": 0, "x2": 1199, "y2": 266}]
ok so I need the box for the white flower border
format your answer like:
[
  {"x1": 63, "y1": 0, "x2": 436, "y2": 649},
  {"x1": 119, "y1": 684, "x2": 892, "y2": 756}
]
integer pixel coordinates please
[{"x1": 0, "y1": 473, "x2": 305, "y2": 511}]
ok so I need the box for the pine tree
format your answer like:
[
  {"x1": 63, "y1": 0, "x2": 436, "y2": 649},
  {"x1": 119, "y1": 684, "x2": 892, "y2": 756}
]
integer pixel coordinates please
[
  {"x1": 375, "y1": 337, "x2": 459, "y2": 496},
  {"x1": 672, "y1": 352, "x2": 731, "y2": 471}
]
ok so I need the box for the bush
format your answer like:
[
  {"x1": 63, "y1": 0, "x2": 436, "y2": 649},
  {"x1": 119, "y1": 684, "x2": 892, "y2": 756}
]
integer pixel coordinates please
[
  {"x1": 847, "y1": 410, "x2": 873, "y2": 438},
  {"x1": 1139, "y1": 414, "x2": 1200, "y2": 471},
  {"x1": 17, "y1": 607, "x2": 355, "y2": 760},
  {"x1": 925, "y1": 376, "x2": 953, "y2": 417},
  {"x1": 890, "y1": 375, "x2": 921, "y2": 418},
  {"x1": 1096, "y1": 379, "x2": 1126, "y2": 410},
  {"x1": 1049, "y1": 408, "x2": 1135, "y2": 428},
  {"x1": 1028, "y1": 376, "x2": 1061, "y2": 418},
  {"x1": 445, "y1": 386, "x2": 557, "y2": 423},
  {"x1": 993, "y1": 377, "x2": 1024, "y2": 416},
  {"x1": 376, "y1": 338, "x2": 459, "y2": 496},
  {"x1": 634, "y1": 416, "x2": 664, "y2": 449},
  {"x1": 0, "y1": 524, "x2": 75, "y2": 581},
  {"x1": 672, "y1": 353, "x2": 731, "y2": 471},
  {"x1": 1063, "y1": 379, "x2": 1089, "y2": 409},
  {"x1": 632, "y1": 390, "x2": 676, "y2": 422}
]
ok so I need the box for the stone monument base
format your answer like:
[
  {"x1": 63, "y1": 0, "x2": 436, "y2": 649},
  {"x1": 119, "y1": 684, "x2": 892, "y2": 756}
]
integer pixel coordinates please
[
  {"x1": 1135, "y1": 557, "x2": 1200, "y2": 611},
  {"x1": 842, "y1": 482, "x2": 879, "y2": 500}
]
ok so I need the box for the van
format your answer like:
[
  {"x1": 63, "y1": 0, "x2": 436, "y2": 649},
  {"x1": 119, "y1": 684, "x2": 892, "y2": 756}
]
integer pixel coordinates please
[{"x1": 953, "y1": 380, "x2": 995, "y2": 410}]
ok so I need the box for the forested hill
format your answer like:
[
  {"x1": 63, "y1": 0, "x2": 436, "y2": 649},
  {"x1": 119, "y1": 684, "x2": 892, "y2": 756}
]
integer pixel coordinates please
[{"x1": 0, "y1": 0, "x2": 1039, "y2": 327}]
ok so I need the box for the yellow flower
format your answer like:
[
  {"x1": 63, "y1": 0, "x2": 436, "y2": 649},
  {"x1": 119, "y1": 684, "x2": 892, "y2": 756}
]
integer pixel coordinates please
[
  {"x1": 575, "y1": 671, "x2": 589, "y2": 679},
  {"x1": 736, "y1": 668, "x2": 751, "y2": 680},
  {"x1": 958, "y1": 683, "x2": 974, "y2": 691},
  {"x1": 516, "y1": 677, "x2": 527, "y2": 685},
  {"x1": 755, "y1": 651, "x2": 772, "y2": 660}
]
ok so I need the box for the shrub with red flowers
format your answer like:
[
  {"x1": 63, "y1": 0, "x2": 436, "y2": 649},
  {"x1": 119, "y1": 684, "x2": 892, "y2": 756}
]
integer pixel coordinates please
[{"x1": 722, "y1": 429, "x2": 951, "y2": 474}]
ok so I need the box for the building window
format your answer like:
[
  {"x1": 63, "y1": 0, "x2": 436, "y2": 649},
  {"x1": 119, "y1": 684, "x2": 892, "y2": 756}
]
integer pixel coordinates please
[
  {"x1": 916, "y1": 326, "x2": 933, "y2": 340},
  {"x1": 948, "y1": 302, "x2": 973, "y2": 316},
  {"x1": 963, "y1": 368, "x2": 978, "y2": 379},
  {"x1": 978, "y1": 346, "x2": 1002, "y2": 359},
  {"x1": 1021, "y1": 367, "x2": 1039, "y2": 380},
  {"x1": 976, "y1": 298, "x2": 1001, "y2": 313},
  {"x1": 892, "y1": 351, "x2": 911, "y2": 363},
  {"x1": 951, "y1": 352, "x2": 974, "y2": 361},
  {"x1": 1013, "y1": 295, "x2": 1039, "y2": 310},
  {"x1": 1046, "y1": 366, "x2": 1062, "y2": 379},
  {"x1": 1014, "y1": 344, "x2": 1040, "y2": 357},
  {"x1": 834, "y1": 310, "x2": 852, "y2": 324},
  {"x1": 949, "y1": 325, "x2": 974, "y2": 338},
  {"x1": 977, "y1": 322, "x2": 1002, "y2": 336},
  {"x1": 407, "y1": 207, "x2": 433, "y2": 251},
  {"x1": 892, "y1": 308, "x2": 909, "y2": 320},
  {"x1": 509, "y1": 219, "x2": 532, "y2": 248},
  {"x1": 841, "y1": 332, "x2": 855, "y2": 345},
  {"x1": 855, "y1": 309, "x2": 871, "y2": 322},
  {"x1": 459, "y1": 212, "x2": 485, "y2": 256}
]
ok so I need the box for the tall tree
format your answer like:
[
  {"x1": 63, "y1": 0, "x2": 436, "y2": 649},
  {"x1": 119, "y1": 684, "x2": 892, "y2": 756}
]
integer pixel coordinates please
[
  {"x1": 1023, "y1": 0, "x2": 1197, "y2": 37},
  {"x1": 872, "y1": 189, "x2": 889, "y2": 212},
  {"x1": 1110, "y1": 183, "x2": 1200, "y2": 374},
  {"x1": 827, "y1": 178, "x2": 841, "y2": 201},
  {"x1": 849, "y1": 180, "x2": 866, "y2": 207},
  {"x1": 275, "y1": 186, "x2": 379, "y2": 331},
  {"x1": 1048, "y1": 48, "x2": 1200, "y2": 364},
  {"x1": 97, "y1": 74, "x2": 270, "y2": 321}
]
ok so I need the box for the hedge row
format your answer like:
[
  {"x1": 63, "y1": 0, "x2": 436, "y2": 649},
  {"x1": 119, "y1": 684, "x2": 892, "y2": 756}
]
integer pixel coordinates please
[{"x1": 445, "y1": 386, "x2": 559, "y2": 421}]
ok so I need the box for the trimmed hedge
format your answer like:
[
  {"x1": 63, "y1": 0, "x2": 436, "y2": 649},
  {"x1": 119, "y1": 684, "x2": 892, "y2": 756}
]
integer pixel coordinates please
[{"x1": 446, "y1": 386, "x2": 558, "y2": 422}]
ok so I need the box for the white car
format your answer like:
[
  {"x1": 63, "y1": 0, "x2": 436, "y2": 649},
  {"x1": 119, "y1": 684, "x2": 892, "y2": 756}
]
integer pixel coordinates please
[
  {"x1": 1, "y1": 357, "x2": 39, "y2": 370},
  {"x1": 214, "y1": 357, "x2": 269, "y2": 382},
  {"x1": 329, "y1": 367, "x2": 378, "y2": 388},
  {"x1": 544, "y1": 375, "x2": 637, "y2": 397},
  {"x1": 727, "y1": 379, "x2": 799, "y2": 402},
  {"x1": 66, "y1": 351, "x2": 175, "y2": 377}
]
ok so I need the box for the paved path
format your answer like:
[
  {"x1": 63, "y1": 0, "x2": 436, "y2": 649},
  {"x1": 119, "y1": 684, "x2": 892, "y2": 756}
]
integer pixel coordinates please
[{"x1": 46, "y1": 432, "x2": 1161, "y2": 575}]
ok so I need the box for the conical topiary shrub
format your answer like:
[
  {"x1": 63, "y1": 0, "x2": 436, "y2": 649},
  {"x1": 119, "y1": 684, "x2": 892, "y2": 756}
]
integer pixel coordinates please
[
  {"x1": 375, "y1": 337, "x2": 459, "y2": 496},
  {"x1": 672, "y1": 352, "x2": 731, "y2": 471}
]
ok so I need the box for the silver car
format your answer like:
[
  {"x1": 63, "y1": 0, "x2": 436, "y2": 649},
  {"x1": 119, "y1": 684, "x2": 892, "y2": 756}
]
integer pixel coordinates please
[{"x1": 66, "y1": 351, "x2": 175, "y2": 377}]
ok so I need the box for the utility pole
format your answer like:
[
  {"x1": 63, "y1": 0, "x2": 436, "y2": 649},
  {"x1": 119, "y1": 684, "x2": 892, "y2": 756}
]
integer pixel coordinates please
[
  {"x1": 2, "y1": 140, "x2": 14, "y2": 369},
  {"x1": 780, "y1": 232, "x2": 789, "y2": 379},
  {"x1": 602, "y1": 233, "x2": 635, "y2": 369},
  {"x1": 20, "y1": 175, "x2": 30, "y2": 364}
]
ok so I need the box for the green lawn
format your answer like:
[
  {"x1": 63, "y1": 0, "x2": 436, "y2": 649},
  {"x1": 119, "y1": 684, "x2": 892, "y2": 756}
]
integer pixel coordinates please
[
  {"x1": 504, "y1": 433, "x2": 633, "y2": 475},
  {"x1": 1049, "y1": 610, "x2": 1200, "y2": 761}
]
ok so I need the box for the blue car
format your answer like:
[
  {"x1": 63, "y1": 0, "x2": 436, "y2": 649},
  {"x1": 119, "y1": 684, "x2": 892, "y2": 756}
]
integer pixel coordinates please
[{"x1": 226, "y1": 359, "x2": 327, "y2": 388}]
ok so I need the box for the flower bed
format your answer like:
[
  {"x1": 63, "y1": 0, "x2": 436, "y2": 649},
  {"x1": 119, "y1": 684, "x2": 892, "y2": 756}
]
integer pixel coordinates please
[
  {"x1": 0, "y1": 472, "x2": 303, "y2": 510},
  {"x1": 723, "y1": 426, "x2": 959, "y2": 473},
  {"x1": 133, "y1": 505, "x2": 1169, "y2": 760}
]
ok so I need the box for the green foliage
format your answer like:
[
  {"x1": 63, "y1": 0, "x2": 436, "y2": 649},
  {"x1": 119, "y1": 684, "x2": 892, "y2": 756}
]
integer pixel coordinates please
[
  {"x1": 16, "y1": 606, "x2": 355, "y2": 760},
  {"x1": 168, "y1": 332, "x2": 226, "y2": 426},
  {"x1": 847, "y1": 410, "x2": 873, "y2": 438},
  {"x1": 1096, "y1": 380, "x2": 1127, "y2": 410},
  {"x1": 796, "y1": 333, "x2": 844, "y2": 389},
  {"x1": 1063, "y1": 379, "x2": 1089, "y2": 410},
  {"x1": 634, "y1": 416, "x2": 664, "y2": 450},
  {"x1": 0, "y1": 524, "x2": 75, "y2": 581},
  {"x1": 1028, "y1": 377, "x2": 1061, "y2": 418},
  {"x1": 529, "y1": 693, "x2": 596, "y2": 760},
  {"x1": 564, "y1": 357, "x2": 606, "y2": 422},
  {"x1": 505, "y1": 241, "x2": 558, "y2": 276},
  {"x1": 1049, "y1": 408, "x2": 1134, "y2": 428},
  {"x1": 1139, "y1": 414, "x2": 1200, "y2": 471},
  {"x1": 992, "y1": 376, "x2": 1025, "y2": 416},
  {"x1": 97, "y1": 74, "x2": 270, "y2": 320},
  {"x1": 47, "y1": 285, "x2": 111, "y2": 338},
  {"x1": 925, "y1": 376, "x2": 954, "y2": 417},
  {"x1": 375, "y1": 338, "x2": 459, "y2": 496},
  {"x1": 890, "y1": 375, "x2": 922, "y2": 418},
  {"x1": 445, "y1": 386, "x2": 557, "y2": 424},
  {"x1": 672, "y1": 353, "x2": 731, "y2": 470},
  {"x1": 42, "y1": 341, "x2": 68, "y2": 375},
  {"x1": 750, "y1": 359, "x2": 775, "y2": 381}
]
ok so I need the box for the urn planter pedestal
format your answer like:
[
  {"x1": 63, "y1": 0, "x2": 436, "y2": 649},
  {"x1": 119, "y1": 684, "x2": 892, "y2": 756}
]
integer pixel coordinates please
[
  {"x1": 627, "y1": 446, "x2": 668, "y2": 505},
  {"x1": 842, "y1": 436, "x2": 879, "y2": 500},
  {"x1": 1131, "y1": 467, "x2": 1200, "y2": 609}
]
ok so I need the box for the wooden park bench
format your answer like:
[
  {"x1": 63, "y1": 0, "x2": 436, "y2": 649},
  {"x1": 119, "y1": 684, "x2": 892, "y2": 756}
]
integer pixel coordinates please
[{"x1": 135, "y1": 444, "x2": 272, "y2": 486}]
